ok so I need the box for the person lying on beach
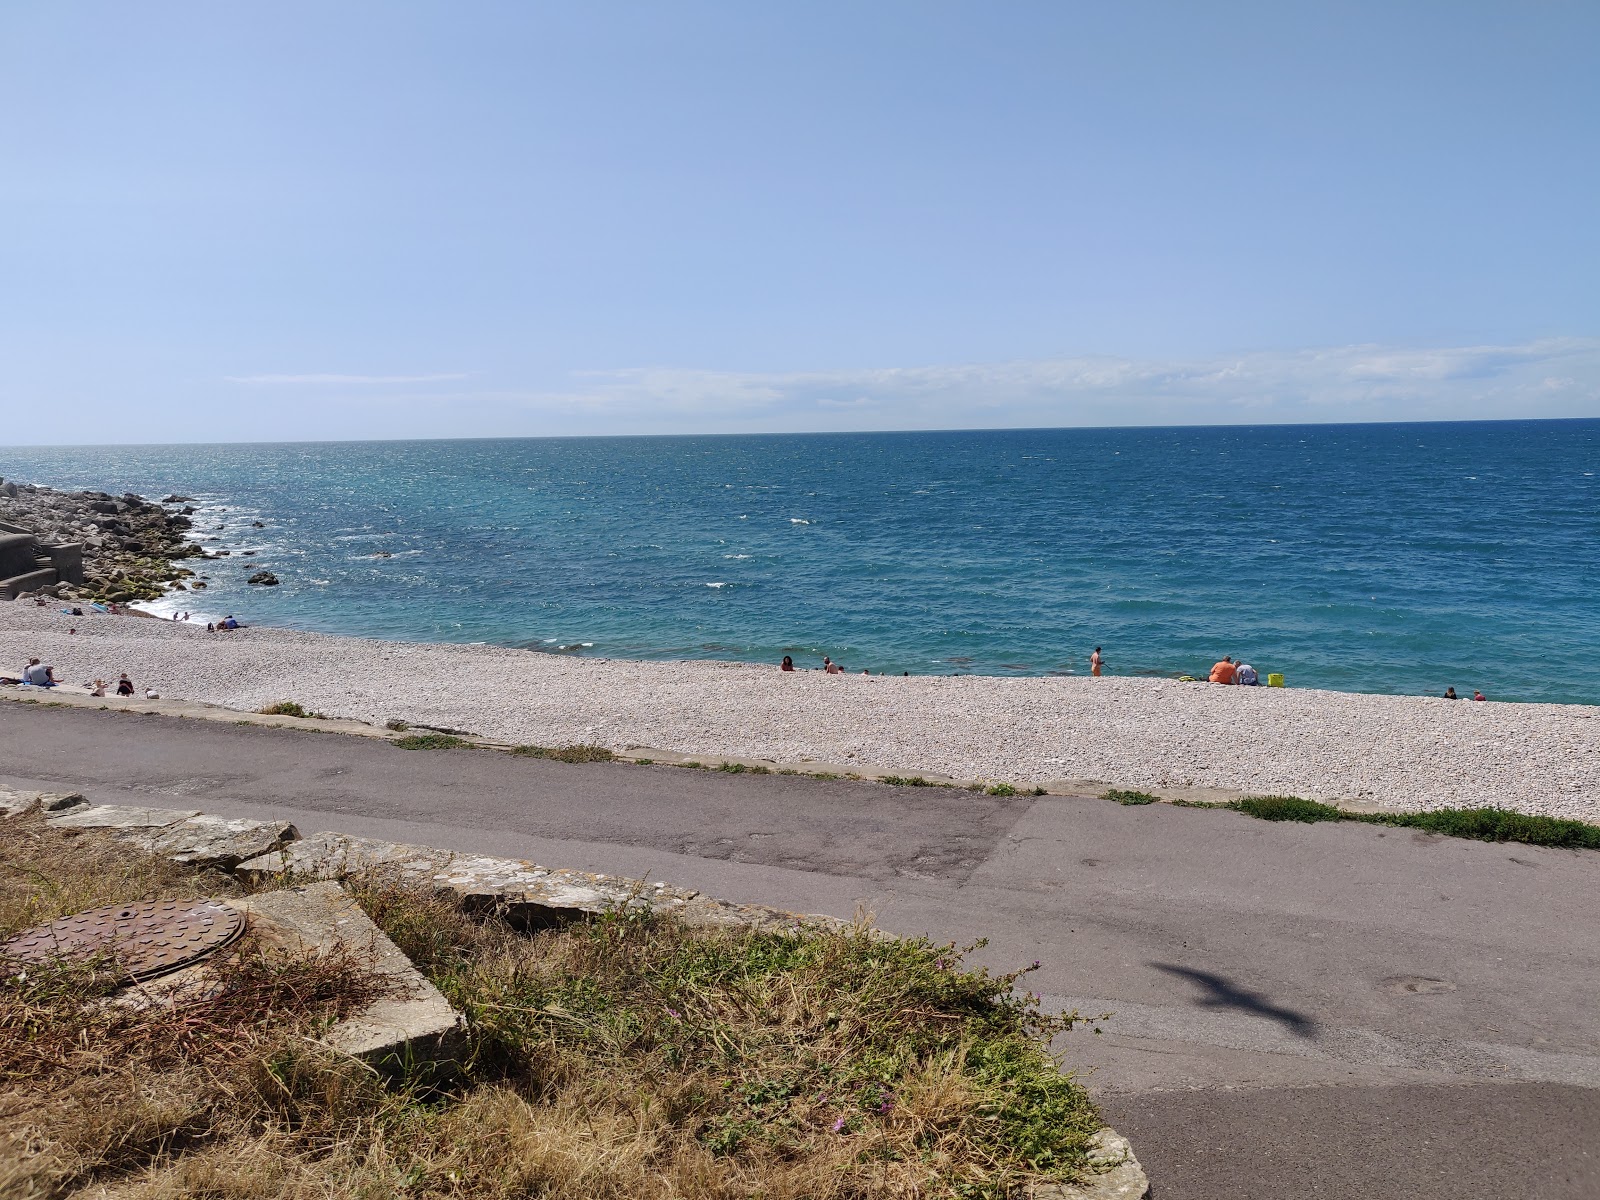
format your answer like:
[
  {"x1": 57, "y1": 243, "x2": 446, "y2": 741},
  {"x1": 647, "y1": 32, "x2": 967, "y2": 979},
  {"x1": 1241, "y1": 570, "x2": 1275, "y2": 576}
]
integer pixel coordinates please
[
  {"x1": 21, "y1": 659, "x2": 56, "y2": 687},
  {"x1": 781, "y1": 655, "x2": 795, "y2": 671},
  {"x1": 1208, "y1": 656, "x2": 1236, "y2": 684},
  {"x1": 144, "y1": 687, "x2": 160, "y2": 699},
  {"x1": 116, "y1": 674, "x2": 134, "y2": 696},
  {"x1": 1235, "y1": 662, "x2": 1260, "y2": 686}
]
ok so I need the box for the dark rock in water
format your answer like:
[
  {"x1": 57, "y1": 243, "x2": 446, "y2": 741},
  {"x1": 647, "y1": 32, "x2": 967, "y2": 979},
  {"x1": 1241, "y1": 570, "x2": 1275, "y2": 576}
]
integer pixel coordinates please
[
  {"x1": 215, "y1": 549, "x2": 231, "y2": 556},
  {"x1": 251, "y1": 520, "x2": 265, "y2": 528},
  {"x1": 162, "y1": 494, "x2": 194, "y2": 503},
  {"x1": 247, "y1": 570, "x2": 279, "y2": 586},
  {"x1": 190, "y1": 580, "x2": 207, "y2": 589},
  {"x1": 181, "y1": 505, "x2": 196, "y2": 515}
]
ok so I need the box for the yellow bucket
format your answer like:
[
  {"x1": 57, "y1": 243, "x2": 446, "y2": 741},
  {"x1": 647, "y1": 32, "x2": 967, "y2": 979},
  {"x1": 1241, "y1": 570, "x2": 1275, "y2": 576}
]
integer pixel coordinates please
[{"x1": 1267, "y1": 673, "x2": 1285, "y2": 688}]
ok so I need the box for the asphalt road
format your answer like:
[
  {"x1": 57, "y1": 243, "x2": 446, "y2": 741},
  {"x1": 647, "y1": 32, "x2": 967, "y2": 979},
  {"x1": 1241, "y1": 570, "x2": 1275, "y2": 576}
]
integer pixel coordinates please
[{"x1": 5, "y1": 701, "x2": 1598, "y2": 1199}]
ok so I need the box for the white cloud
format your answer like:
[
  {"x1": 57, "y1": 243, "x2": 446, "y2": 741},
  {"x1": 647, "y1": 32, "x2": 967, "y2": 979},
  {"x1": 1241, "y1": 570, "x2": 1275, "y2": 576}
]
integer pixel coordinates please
[
  {"x1": 505, "y1": 337, "x2": 1600, "y2": 432},
  {"x1": 225, "y1": 372, "x2": 471, "y2": 385}
]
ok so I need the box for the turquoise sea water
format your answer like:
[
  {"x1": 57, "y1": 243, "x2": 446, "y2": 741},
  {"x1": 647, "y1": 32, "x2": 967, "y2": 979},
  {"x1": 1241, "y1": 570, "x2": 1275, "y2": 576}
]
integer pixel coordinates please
[{"x1": 4, "y1": 421, "x2": 1598, "y2": 704}]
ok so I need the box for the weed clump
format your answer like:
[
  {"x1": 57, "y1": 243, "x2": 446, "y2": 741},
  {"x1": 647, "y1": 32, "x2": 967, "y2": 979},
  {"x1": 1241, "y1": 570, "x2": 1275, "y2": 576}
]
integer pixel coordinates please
[
  {"x1": 1104, "y1": 789, "x2": 1160, "y2": 806},
  {"x1": 882, "y1": 774, "x2": 934, "y2": 787},
  {"x1": 392, "y1": 732, "x2": 471, "y2": 751},
  {"x1": 1361, "y1": 806, "x2": 1600, "y2": 849},
  {"x1": 986, "y1": 782, "x2": 1019, "y2": 796},
  {"x1": 510, "y1": 743, "x2": 616, "y2": 764},
  {"x1": 1229, "y1": 795, "x2": 1344, "y2": 822},
  {"x1": 257, "y1": 700, "x2": 327, "y2": 719}
]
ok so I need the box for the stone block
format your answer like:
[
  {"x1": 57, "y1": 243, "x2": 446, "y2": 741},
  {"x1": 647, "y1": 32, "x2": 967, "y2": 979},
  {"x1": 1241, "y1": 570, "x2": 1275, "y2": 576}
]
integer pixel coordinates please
[
  {"x1": 47, "y1": 804, "x2": 200, "y2": 831},
  {"x1": 1027, "y1": 1127, "x2": 1150, "y2": 1199},
  {"x1": 137, "y1": 814, "x2": 300, "y2": 869},
  {"x1": 231, "y1": 881, "x2": 463, "y2": 1065}
]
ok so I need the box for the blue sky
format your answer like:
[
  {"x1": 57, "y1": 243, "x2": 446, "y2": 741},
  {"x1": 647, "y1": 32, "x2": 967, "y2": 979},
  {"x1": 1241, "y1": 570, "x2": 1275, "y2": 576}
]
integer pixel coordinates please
[{"x1": 2, "y1": 1, "x2": 1596, "y2": 444}]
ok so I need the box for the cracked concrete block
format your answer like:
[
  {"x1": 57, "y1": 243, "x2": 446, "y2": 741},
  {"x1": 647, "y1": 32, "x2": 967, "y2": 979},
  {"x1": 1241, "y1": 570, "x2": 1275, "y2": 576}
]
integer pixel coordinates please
[
  {"x1": 47, "y1": 803, "x2": 200, "y2": 831},
  {"x1": 0, "y1": 787, "x2": 87, "y2": 817},
  {"x1": 231, "y1": 881, "x2": 463, "y2": 1065},
  {"x1": 136, "y1": 814, "x2": 300, "y2": 869},
  {"x1": 1027, "y1": 1128, "x2": 1150, "y2": 1199}
]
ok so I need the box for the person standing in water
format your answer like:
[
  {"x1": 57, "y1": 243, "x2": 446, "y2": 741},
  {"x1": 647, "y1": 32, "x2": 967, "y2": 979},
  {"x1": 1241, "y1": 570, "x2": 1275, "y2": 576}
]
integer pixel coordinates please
[{"x1": 1090, "y1": 647, "x2": 1103, "y2": 677}]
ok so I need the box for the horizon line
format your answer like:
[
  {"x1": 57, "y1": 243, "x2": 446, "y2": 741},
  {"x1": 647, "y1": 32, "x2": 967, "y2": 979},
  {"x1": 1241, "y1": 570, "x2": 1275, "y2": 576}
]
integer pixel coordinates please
[{"x1": 2, "y1": 413, "x2": 1597, "y2": 453}]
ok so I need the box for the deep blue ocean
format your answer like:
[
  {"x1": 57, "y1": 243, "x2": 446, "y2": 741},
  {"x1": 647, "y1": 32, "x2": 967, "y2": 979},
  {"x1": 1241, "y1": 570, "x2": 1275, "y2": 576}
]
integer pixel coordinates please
[{"x1": 4, "y1": 421, "x2": 1598, "y2": 704}]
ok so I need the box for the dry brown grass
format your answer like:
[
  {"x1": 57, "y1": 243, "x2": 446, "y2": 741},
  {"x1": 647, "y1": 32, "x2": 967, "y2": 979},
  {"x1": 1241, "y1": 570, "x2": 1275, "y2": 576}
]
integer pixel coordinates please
[
  {"x1": 0, "y1": 807, "x2": 242, "y2": 935},
  {"x1": 0, "y1": 811, "x2": 1102, "y2": 1199}
]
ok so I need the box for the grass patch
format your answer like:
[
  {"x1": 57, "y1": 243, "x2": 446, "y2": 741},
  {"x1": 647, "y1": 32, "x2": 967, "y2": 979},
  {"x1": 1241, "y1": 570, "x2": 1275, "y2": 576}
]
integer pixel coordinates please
[
  {"x1": 385, "y1": 719, "x2": 410, "y2": 731},
  {"x1": 1220, "y1": 794, "x2": 1600, "y2": 851},
  {"x1": 1227, "y1": 795, "x2": 1343, "y2": 823},
  {"x1": 986, "y1": 783, "x2": 1018, "y2": 797},
  {"x1": 257, "y1": 700, "x2": 328, "y2": 719},
  {"x1": 353, "y1": 880, "x2": 1104, "y2": 1198},
  {"x1": 1, "y1": 810, "x2": 1105, "y2": 1199},
  {"x1": 510, "y1": 743, "x2": 616, "y2": 764},
  {"x1": 1103, "y1": 789, "x2": 1160, "y2": 806},
  {"x1": 882, "y1": 774, "x2": 934, "y2": 787},
  {"x1": 1360, "y1": 806, "x2": 1600, "y2": 849},
  {"x1": 392, "y1": 732, "x2": 471, "y2": 751},
  {"x1": 716, "y1": 761, "x2": 747, "y2": 773}
]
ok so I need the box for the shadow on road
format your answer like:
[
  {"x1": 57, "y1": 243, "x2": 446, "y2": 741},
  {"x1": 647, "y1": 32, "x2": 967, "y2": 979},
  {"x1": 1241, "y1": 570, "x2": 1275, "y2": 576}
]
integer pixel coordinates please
[{"x1": 1151, "y1": 962, "x2": 1317, "y2": 1036}]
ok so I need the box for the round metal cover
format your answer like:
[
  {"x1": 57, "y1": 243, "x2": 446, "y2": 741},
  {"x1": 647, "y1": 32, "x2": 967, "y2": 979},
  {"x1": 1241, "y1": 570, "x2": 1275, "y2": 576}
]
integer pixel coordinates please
[{"x1": 1, "y1": 898, "x2": 243, "y2": 981}]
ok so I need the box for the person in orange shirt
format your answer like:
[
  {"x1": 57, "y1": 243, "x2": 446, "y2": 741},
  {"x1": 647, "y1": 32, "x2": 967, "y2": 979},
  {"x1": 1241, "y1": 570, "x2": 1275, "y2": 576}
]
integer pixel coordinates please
[{"x1": 1209, "y1": 656, "x2": 1237, "y2": 684}]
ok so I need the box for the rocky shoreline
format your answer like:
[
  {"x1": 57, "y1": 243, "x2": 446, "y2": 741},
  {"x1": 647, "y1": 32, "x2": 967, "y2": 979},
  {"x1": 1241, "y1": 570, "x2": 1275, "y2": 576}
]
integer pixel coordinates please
[{"x1": 0, "y1": 478, "x2": 205, "y2": 604}]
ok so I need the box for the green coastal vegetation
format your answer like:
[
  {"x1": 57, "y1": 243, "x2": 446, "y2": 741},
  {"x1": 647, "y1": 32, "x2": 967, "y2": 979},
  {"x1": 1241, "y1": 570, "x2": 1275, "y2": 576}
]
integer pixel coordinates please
[
  {"x1": 1223, "y1": 793, "x2": 1600, "y2": 850},
  {"x1": 0, "y1": 808, "x2": 1103, "y2": 1199}
]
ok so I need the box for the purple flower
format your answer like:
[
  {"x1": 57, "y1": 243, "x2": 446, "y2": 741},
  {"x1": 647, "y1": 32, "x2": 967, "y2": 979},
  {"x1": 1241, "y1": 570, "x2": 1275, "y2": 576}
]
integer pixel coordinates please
[
  {"x1": 1032, "y1": 959, "x2": 1041, "y2": 968},
  {"x1": 665, "y1": 1007, "x2": 681, "y2": 1019},
  {"x1": 832, "y1": 1116, "x2": 847, "y2": 1133}
]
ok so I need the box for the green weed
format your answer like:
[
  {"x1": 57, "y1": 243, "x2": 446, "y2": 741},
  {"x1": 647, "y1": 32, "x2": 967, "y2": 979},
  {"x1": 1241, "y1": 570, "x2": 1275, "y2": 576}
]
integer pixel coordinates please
[{"x1": 1103, "y1": 789, "x2": 1160, "y2": 806}]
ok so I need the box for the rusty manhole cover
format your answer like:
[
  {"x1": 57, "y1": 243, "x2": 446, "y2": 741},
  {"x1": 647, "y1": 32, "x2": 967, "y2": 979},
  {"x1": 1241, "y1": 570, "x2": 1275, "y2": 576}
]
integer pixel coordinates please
[{"x1": 1, "y1": 899, "x2": 243, "y2": 981}]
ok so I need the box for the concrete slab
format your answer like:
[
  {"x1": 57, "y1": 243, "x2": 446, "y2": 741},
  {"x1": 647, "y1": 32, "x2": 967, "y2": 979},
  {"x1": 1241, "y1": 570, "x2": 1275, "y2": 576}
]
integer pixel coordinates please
[
  {"x1": 47, "y1": 803, "x2": 199, "y2": 830},
  {"x1": 236, "y1": 829, "x2": 842, "y2": 933},
  {"x1": 0, "y1": 785, "x2": 86, "y2": 817},
  {"x1": 140, "y1": 813, "x2": 300, "y2": 869},
  {"x1": 231, "y1": 881, "x2": 463, "y2": 1065}
]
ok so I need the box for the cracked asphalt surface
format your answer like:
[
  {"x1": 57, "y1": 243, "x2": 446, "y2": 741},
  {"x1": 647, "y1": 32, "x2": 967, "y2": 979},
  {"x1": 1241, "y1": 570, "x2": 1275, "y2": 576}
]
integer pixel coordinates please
[{"x1": 4, "y1": 701, "x2": 1597, "y2": 1198}]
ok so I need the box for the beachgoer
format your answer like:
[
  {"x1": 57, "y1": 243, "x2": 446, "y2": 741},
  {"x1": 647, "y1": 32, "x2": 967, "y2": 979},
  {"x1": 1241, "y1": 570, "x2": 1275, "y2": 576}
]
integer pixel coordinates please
[
  {"x1": 781, "y1": 655, "x2": 795, "y2": 671},
  {"x1": 116, "y1": 674, "x2": 134, "y2": 697},
  {"x1": 144, "y1": 687, "x2": 160, "y2": 699},
  {"x1": 68, "y1": 627, "x2": 76, "y2": 635},
  {"x1": 206, "y1": 622, "x2": 215, "y2": 632},
  {"x1": 823, "y1": 657, "x2": 843, "y2": 674},
  {"x1": 1208, "y1": 656, "x2": 1237, "y2": 685},
  {"x1": 224, "y1": 615, "x2": 239, "y2": 630},
  {"x1": 89, "y1": 679, "x2": 107, "y2": 697},
  {"x1": 71, "y1": 607, "x2": 83, "y2": 616},
  {"x1": 861, "y1": 668, "x2": 870, "y2": 675},
  {"x1": 21, "y1": 658, "x2": 56, "y2": 687},
  {"x1": 1473, "y1": 690, "x2": 1486, "y2": 702},
  {"x1": 1090, "y1": 647, "x2": 1103, "y2": 678},
  {"x1": 1236, "y1": 662, "x2": 1260, "y2": 686},
  {"x1": 1443, "y1": 687, "x2": 1458, "y2": 700}
]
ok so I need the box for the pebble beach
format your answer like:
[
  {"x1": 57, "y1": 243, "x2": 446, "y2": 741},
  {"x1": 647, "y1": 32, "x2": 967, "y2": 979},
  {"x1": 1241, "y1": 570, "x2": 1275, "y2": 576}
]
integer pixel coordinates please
[{"x1": 3, "y1": 602, "x2": 1597, "y2": 823}]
